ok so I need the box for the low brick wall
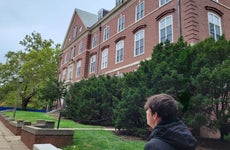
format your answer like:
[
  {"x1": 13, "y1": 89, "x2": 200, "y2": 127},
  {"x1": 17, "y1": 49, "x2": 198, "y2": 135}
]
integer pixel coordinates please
[
  {"x1": 33, "y1": 120, "x2": 55, "y2": 128},
  {"x1": 0, "y1": 115, "x2": 14, "y2": 129},
  {"x1": 21, "y1": 125, "x2": 74, "y2": 150},
  {"x1": 8, "y1": 120, "x2": 31, "y2": 135}
]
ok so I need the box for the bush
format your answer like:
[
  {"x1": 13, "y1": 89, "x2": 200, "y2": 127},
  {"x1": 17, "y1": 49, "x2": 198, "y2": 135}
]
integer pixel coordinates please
[{"x1": 65, "y1": 75, "x2": 122, "y2": 126}]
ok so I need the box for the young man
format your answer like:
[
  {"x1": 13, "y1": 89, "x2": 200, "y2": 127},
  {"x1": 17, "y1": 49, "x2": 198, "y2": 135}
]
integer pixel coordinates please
[{"x1": 144, "y1": 94, "x2": 197, "y2": 150}]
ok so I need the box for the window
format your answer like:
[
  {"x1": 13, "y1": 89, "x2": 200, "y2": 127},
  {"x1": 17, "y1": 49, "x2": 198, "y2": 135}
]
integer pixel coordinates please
[
  {"x1": 103, "y1": 26, "x2": 110, "y2": 41},
  {"x1": 116, "y1": 40, "x2": 124, "y2": 63},
  {"x1": 160, "y1": 0, "x2": 170, "y2": 7},
  {"x1": 116, "y1": 0, "x2": 123, "y2": 6},
  {"x1": 101, "y1": 49, "x2": 108, "y2": 69},
  {"x1": 136, "y1": 1, "x2": 144, "y2": 21},
  {"x1": 68, "y1": 66, "x2": 73, "y2": 80},
  {"x1": 212, "y1": 0, "x2": 218, "y2": 2},
  {"x1": 71, "y1": 47, "x2": 75, "y2": 59},
  {"x1": 134, "y1": 30, "x2": 144, "y2": 56},
  {"x1": 159, "y1": 15, "x2": 173, "y2": 43},
  {"x1": 92, "y1": 34, "x2": 97, "y2": 48},
  {"x1": 118, "y1": 15, "x2": 125, "y2": 32},
  {"x1": 89, "y1": 55, "x2": 96, "y2": 73},
  {"x1": 62, "y1": 69, "x2": 67, "y2": 82},
  {"x1": 208, "y1": 12, "x2": 222, "y2": 40},
  {"x1": 76, "y1": 60, "x2": 82, "y2": 77},
  {"x1": 73, "y1": 26, "x2": 77, "y2": 38},
  {"x1": 64, "y1": 53, "x2": 68, "y2": 63},
  {"x1": 78, "y1": 42, "x2": 83, "y2": 54}
]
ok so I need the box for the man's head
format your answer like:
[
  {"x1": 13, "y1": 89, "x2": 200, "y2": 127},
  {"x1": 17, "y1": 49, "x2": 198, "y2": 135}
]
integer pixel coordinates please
[{"x1": 144, "y1": 94, "x2": 178, "y2": 128}]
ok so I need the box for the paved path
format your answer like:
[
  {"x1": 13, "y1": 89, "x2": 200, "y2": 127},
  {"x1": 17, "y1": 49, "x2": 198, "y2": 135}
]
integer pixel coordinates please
[{"x1": 0, "y1": 121, "x2": 29, "y2": 150}]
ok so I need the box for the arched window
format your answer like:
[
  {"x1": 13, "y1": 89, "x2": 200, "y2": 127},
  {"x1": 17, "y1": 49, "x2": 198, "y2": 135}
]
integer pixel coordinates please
[
  {"x1": 89, "y1": 55, "x2": 96, "y2": 73},
  {"x1": 101, "y1": 48, "x2": 108, "y2": 69},
  {"x1": 116, "y1": 40, "x2": 124, "y2": 63},
  {"x1": 134, "y1": 30, "x2": 144, "y2": 56},
  {"x1": 76, "y1": 60, "x2": 82, "y2": 77},
  {"x1": 208, "y1": 12, "x2": 222, "y2": 40},
  {"x1": 159, "y1": 15, "x2": 173, "y2": 43}
]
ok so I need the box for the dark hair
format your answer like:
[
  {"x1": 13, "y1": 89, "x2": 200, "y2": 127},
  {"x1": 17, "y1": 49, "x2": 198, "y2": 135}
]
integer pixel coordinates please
[{"x1": 144, "y1": 94, "x2": 178, "y2": 121}]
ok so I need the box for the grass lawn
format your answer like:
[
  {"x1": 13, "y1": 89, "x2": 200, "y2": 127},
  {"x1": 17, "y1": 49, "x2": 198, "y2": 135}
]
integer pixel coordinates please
[
  {"x1": 4, "y1": 110, "x2": 145, "y2": 150},
  {"x1": 5, "y1": 110, "x2": 99, "y2": 128},
  {"x1": 64, "y1": 130, "x2": 145, "y2": 150}
]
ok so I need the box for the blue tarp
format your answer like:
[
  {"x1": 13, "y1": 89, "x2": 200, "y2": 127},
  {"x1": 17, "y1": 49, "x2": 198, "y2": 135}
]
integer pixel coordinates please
[{"x1": 0, "y1": 106, "x2": 46, "y2": 112}]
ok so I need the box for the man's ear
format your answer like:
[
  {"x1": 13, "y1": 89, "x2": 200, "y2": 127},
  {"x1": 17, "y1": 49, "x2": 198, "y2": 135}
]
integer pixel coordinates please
[{"x1": 152, "y1": 112, "x2": 158, "y2": 120}]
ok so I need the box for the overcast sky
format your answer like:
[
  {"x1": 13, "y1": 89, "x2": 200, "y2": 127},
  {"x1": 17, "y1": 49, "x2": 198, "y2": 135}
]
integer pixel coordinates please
[{"x1": 0, "y1": 0, "x2": 115, "y2": 63}]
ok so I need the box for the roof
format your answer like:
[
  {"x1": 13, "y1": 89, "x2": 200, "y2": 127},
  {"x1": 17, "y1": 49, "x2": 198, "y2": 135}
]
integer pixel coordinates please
[{"x1": 75, "y1": 8, "x2": 98, "y2": 28}]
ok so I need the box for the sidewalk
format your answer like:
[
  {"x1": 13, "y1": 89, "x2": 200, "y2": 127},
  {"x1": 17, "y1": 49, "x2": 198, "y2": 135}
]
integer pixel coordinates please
[{"x1": 0, "y1": 121, "x2": 29, "y2": 150}]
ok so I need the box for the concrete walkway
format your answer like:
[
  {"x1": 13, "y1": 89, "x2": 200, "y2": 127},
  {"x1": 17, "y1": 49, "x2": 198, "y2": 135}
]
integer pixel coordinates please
[{"x1": 0, "y1": 121, "x2": 29, "y2": 150}]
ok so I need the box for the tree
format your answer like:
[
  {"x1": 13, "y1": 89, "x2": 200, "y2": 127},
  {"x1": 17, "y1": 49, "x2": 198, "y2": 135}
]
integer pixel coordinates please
[
  {"x1": 189, "y1": 37, "x2": 230, "y2": 139},
  {"x1": 38, "y1": 77, "x2": 66, "y2": 111},
  {"x1": 114, "y1": 37, "x2": 192, "y2": 137},
  {"x1": 65, "y1": 75, "x2": 122, "y2": 126},
  {"x1": 0, "y1": 32, "x2": 60, "y2": 110}
]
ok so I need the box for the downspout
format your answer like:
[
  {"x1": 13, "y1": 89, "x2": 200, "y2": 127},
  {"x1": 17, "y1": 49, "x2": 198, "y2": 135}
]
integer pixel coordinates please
[
  {"x1": 178, "y1": 0, "x2": 182, "y2": 36},
  {"x1": 96, "y1": 23, "x2": 102, "y2": 76}
]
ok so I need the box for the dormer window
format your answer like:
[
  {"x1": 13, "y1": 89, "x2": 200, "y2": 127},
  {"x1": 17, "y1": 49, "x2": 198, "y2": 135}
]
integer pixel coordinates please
[
  {"x1": 116, "y1": 0, "x2": 124, "y2": 6},
  {"x1": 98, "y1": 9, "x2": 109, "y2": 20}
]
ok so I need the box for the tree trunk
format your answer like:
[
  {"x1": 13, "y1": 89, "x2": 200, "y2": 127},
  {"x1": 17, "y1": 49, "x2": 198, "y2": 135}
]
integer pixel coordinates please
[
  {"x1": 20, "y1": 90, "x2": 36, "y2": 110},
  {"x1": 21, "y1": 98, "x2": 29, "y2": 110}
]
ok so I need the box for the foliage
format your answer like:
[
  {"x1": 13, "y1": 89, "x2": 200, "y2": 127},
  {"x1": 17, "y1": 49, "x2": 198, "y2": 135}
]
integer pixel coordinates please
[
  {"x1": 0, "y1": 32, "x2": 60, "y2": 110},
  {"x1": 189, "y1": 37, "x2": 230, "y2": 139},
  {"x1": 62, "y1": 36, "x2": 230, "y2": 139},
  {"x1": 65, "y1": 75, "x2": 122, "y2": 126},
  {"x1": 113, "y1": 38, "x2": 192, "y2": 137},
  {"x1": 38, "y1": 77, "x2": 66, "y2": 110}
]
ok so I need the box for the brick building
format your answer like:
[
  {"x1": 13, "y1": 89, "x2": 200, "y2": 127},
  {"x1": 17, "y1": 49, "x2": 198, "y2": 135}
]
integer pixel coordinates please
[{"x1": 58, "y1": 0, "x2": 230, "y2": 84}]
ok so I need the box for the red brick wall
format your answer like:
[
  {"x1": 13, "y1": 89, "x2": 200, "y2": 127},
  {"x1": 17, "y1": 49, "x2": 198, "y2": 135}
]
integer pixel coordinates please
[
  {"x1": 59, "y1": 0, "x2": 230, "y2": 83},
  {"x1": 21, "y1": 129, "x2": 73, "y2": 150},
  {"x1": 7, "y1": 123, "x2": 21, "y2": 135}
]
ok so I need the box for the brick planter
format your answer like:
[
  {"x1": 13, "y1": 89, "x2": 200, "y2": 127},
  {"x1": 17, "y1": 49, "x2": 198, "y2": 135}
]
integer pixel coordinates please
[
  {"x1": 21, "y1": 125, "x2": 74, "y2": 150},
  {"x1": 8, "y1": 120, "x2": 31, "y2": 135}
]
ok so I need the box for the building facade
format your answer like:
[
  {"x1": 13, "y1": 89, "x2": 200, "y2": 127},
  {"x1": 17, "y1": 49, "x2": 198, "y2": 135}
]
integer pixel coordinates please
[{"x1": 58, "y1": 0, "x2": 230, "y2": 84}]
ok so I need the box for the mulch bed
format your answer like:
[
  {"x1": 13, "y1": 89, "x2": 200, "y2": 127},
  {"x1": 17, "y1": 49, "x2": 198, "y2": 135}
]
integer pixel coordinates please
[{"x1": 196, "y1": 137, "x2": 230, "y2": 150}]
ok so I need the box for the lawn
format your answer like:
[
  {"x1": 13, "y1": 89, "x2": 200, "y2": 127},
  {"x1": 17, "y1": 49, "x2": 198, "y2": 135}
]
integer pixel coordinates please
[{"x1": 4, "y1": 110, "x2": 145, "y2": 150}]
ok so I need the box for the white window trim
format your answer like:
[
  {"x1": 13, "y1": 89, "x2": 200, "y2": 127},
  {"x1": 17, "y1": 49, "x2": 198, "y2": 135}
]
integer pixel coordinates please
[
  {"x1": 208, "y1": 12, "x2": 222, "y2": 41},
  {"x1": 159, "y1": 0, "x2": 171, "y2": 7},
  {"x1": 73, "y1": 26, "x2": 77, "y2": 38},
  {"x1": 116, "y1": 40, "x2": 124, "y2": 64},
  {"x1": 89, "y1": 55, "x2": 96, "y2": 74},
  {"x1": 71, "y1": 47, "x2": 75, "y2": 59},
  {"x1": 117, "y1": 15, "x2": 125, "y2": 32},
  {"x1": 64, "y1": 53, "x2": 68, "y2": 63},
  {"x1": 159, "y1": 15, "x2": 173, "y2": 43},
  {"x1": 78, "y1": 42, "x2": 83, "y2": 54},
  {"x1": 135, "y1": 1, "x2": 145, "y2": 21},
  {"x1": 134, "y1": 30, "x2": 145, "y2": 57},
  {"x1": 92, "y1": 34, "x2": 97, "y2": 48},
  {"x1": 101, "y1": 48, "x2": 108, "y2": 69},
  {"x1": 62, "y1": 69, "x2": 67, "y2": 82},
  {"x1": 68, "y1": 65, "x2": 73, "y2": 81},
  {"x1": 103, "y1": 26, "x2": 110, "y2": 41},
  {"x1": 76, "y1": 60, "x2": 82, "y2": 77}
]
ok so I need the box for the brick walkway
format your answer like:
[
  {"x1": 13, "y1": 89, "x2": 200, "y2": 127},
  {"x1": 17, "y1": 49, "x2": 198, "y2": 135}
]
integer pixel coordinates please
[{"x1": 0, "y1": 121, "x2": 29, "y2": 150}]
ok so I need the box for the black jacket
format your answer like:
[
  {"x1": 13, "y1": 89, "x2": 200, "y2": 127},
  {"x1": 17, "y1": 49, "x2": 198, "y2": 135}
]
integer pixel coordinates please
[{"x1": 144, "y1": 119, "x2": 197, "y2": 150}]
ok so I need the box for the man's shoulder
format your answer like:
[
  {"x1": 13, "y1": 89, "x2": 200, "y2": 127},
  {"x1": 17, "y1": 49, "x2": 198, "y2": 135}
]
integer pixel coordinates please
[{"x1": 144, "y1": 138, "x2": 175, "y2": 150}]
